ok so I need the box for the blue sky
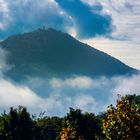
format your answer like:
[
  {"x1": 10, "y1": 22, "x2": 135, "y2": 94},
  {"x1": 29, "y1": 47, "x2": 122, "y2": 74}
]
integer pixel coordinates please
[{"x1": 0, "y1": 0, "x2": 140, "y2": 115}]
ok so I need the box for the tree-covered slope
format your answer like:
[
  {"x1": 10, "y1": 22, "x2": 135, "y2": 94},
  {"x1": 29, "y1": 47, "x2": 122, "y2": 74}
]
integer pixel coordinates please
[{"x1": 0, "y1": 28, "x2": 137, "y2": 80}]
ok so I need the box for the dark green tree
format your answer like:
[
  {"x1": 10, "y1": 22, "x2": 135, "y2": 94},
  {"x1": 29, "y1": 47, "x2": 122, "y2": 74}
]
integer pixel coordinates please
[
  {"x1": 64, "y1": 108, "x2": 101, "y2": 140},
  {"x1": 37, "y1": 116, "x2": 63, "y2": 140},
  {"x1": 0, "y1": 106, "x2": 37, "y2": 140}
]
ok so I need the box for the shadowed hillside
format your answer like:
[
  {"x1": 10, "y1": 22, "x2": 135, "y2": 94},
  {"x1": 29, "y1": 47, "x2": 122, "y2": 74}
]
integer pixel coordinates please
[{"x1": 0, "y1": 28, "x2": 137, "y2": 80}]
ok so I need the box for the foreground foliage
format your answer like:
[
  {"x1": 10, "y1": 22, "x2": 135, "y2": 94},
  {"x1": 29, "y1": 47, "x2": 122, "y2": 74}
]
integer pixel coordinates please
[
  {"x1": 102, "y1": 95, "x2": 140, "y2": 140},
  {"x1": 0, "y1": 94, "x2": 139, "y2": 140}
]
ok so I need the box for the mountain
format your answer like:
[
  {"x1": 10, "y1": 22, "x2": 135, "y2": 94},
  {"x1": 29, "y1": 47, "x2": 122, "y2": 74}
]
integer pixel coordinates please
[{"x1": 0, "y1": 28, "x2": 137, "y2": 81}]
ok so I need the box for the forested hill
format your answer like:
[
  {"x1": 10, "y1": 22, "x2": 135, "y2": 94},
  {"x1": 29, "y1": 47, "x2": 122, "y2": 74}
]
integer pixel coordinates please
[{"x1": 0, "y1": 28, "x2": 137, "y2": 80}]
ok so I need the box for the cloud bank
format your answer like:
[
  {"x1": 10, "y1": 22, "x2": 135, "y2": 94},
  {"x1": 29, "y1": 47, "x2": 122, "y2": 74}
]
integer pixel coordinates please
[{"x1": 1, "y1": 74, "x2": 140, "y2": 115}]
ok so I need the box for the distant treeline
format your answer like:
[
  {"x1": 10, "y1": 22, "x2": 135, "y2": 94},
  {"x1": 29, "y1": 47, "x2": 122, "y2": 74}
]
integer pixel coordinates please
[{"x1": 0, "y1": 94, "x2": 139, "y2": 140}]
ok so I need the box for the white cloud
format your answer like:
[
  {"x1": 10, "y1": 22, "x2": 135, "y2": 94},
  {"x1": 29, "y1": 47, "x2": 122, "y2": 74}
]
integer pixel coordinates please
[
  {"x1": 113, "y1": 74, "x2": 140, "y2": 95},
  {"x1": 0, "y1": 79, "x2": 42, "y2": 107},
  {"x1": 48, "y1": 74, "x2": 140, "y2": 114},
  {"x1": 0, "y1": 0, "x2": 8, "y2": 12},
  {"x1": 0, "y1": 0, "x2": 10, "y2": 31},
  {"x1": 49, "y1": 76, "x2": 114, "y2": 90},
  {"x1": 100, "y1": 0, "x2": 140, "y2": 42},
  {"x1": 0, "y1": 77, "x2": 100, "y2": 115},
  {"x1": 74, "y1": 94, "x2": 98, "y2": 111},
  {"x1": 0, "y1": 73, "x2": 140, "y2": 115},
  {"x1": 50, "y1": 76, "x2": 94, "y2": 89}
]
